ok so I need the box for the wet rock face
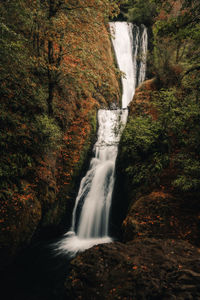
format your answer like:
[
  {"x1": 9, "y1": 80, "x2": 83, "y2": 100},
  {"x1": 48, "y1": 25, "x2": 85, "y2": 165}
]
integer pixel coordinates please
[
  {"x1": 0, "y1": 19, "x2": 121, "y2": 266},
  {"x1": 65, "y1": 239, "x2": 200, "y2": 300}
]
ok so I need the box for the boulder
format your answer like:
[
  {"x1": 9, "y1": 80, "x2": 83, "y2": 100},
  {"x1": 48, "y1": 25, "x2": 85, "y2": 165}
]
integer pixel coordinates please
[{"x1": 65, "y1": 238, "x2": 200, "y2": 299}]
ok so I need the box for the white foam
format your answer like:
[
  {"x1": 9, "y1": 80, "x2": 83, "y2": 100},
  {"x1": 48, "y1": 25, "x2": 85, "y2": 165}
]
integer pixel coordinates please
[{"x1": 56, "y1": 232, "x2": 112, "y2": 258}]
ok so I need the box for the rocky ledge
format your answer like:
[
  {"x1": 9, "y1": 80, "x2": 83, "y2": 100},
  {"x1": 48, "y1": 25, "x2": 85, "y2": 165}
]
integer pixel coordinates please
[{"x1": 65, "y1": 238, "x2": 200, "y2": 300}]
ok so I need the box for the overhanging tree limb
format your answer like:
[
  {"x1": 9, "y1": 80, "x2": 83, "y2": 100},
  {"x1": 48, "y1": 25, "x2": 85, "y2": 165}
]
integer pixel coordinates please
[{"x1": 181, "y1": 65, "x2": 200, "y2": 80}]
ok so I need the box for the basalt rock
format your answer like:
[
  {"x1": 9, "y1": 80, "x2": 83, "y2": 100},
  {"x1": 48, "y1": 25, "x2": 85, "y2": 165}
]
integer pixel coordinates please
[
  {"x1": 0, "y1": 20, "x2": 120, "y2": 267},
  {"x1": 122, "y1": 190, "x2": 200, "y2": 246},
  {"x1": 65, "y1": 238, "x2": 200, "y2": 300}
]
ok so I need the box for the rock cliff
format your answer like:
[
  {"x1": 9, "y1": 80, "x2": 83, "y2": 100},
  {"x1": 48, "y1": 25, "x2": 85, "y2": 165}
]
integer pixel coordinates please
[{"x1": 0, "y1": 6, "x2": 120, "y2": 266}]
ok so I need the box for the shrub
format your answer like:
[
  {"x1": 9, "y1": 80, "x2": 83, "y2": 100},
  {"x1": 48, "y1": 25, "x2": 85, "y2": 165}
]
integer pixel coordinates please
[{"x1": 119, "y1": 116, "x2": 169, "y2": 188}]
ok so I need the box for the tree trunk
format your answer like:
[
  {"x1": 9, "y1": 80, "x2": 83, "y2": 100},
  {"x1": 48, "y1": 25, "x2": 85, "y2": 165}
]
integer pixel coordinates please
[{"x1": 47, "y1": 0, "x2": 55, "y2": 115}]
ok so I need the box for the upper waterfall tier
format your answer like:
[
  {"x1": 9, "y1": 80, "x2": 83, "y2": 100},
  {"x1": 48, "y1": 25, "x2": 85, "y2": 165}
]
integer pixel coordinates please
[{"x1": 109, "y1": 22, "x2": 148, "y2": 108}]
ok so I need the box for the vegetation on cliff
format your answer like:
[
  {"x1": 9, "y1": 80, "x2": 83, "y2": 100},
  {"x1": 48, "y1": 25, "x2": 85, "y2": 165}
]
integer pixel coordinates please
[
  {"x1": 2, "y1": 0, "x2": 200, "y2": 299},
  {"x1": 65, "y1": 3, "x2": 200, "y2": 298},
  {"x1": 0, "y1": 0, "x2": 122, "y2": 263},
  {"x1": 115, "y1": 0, "x2": 200, "y2": 201},
  {"x1": 111, "y1": 0, "x2": 200, "y2": 243}
]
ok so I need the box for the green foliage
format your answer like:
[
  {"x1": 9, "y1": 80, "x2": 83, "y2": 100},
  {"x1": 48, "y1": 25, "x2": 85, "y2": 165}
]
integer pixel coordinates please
[
  {"x1": 152, "y1": 89, "x2": 195, "y2": 134},
  {"x1": 0, "y1": 2, "x2": 49, "y2": 193},
  {"x1": 0, "y1": 0, "x2": 121, "y2": 192},
  {"x1": 150, "y1": 1, "x2": 200, "y2": 194},
  {"x1": 116, "y1": 0, "x2": 200, "y2": 196},
  {"x1": 0, "y1": 0, "x2": 124, "y2": 260},
  {"x1": 152, "y1": 88, "x2": 200, "y2": 192},
  {"x1": 151, "y1": 1, "x2": 200, "y2": 87},
  {"x1": 173, "y1": 156, "x2": 200, "y2": 192},
  {"x1": 119, "y1": 85, "x2": 200, "y2": 193},
  {"x1": 126, "y1": 0, "x2": 158, "y2": 26},
  {"x1": 119, "y1": 116, "x2": 169, "y2": 188},
  {"x1": 33, "y1": 115, "x2": 61, "y2": 152},
  {"x1": 73, "y1": 109, "x2": 97, "y2": 179}
]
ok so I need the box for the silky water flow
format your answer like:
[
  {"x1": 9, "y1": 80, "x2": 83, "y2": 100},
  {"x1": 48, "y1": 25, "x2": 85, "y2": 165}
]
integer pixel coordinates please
[{"x1": 56, "y1": 22, "x2": 148, "y2": 257}]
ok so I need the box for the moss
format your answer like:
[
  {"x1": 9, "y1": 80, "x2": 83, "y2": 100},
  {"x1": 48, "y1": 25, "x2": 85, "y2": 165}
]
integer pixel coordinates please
[
  {"x1": 0, "y1": 189, "x2": 42, "y2": 267},
  {"x1": 35, "y1": 108, "x2": 97, "y2": 236},
  {"x1": 0, "y1": 13, "x2": 120, "y2": 263},
  {"x1": 73, "y1": 109, "x2": 97, "y2": 179}
]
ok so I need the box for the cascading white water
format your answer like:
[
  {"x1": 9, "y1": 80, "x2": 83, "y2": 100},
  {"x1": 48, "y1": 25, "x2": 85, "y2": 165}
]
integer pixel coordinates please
[
  {"x1": 109, "y1": 22, "x2": 137, "y2": 108},
  {"x1": 137, "y1": 24, "x2": 148, "y2": 85},
  {"x1": 75, "y1": 109, "x2": 128, "y2": 239},
  {"x1": 56, "y1": 22, "x2": 147, "y2": 257},
  {"x1": 110, "y1": 22, "x2": 148, "y2": 107},
  {"x1": 56, "y1": 109, "x2": 128, "y2": 256}
]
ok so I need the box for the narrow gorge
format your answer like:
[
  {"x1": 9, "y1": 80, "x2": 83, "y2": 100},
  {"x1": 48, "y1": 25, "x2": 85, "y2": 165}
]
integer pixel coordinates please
[
  {"x1": 55, "y1": 22, "x2": 148, "y2": 257},
  {"x1": 2, "y1": 1, "x2": 200, "y2": 299}
]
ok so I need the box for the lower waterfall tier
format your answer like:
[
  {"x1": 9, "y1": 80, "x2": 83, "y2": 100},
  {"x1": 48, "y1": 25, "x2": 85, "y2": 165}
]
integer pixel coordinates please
[{"x1": 56, "y1": 109, "x2": 128, "y2": 257}]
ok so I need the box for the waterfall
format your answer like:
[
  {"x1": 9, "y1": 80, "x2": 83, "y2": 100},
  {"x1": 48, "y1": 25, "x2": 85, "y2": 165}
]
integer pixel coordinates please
[
  {"x1": 109, "y1": 22, "x2": 137, "y2": 108},
  {"x1": 73, "y1": 109, "x2": 128, "y2": 239},
  {"x1": 137, "y1": 24, "x2": 148, "y2": 86},
  {"x1": 56, "y1": 22, "x2": 147, "y2": 257},
  {"x1": 110, "y1": 22, "x2": 148, "y2": 107}
]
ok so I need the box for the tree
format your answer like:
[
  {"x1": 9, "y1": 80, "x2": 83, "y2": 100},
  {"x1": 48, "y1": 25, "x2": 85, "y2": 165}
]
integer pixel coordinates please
[
  {"x1": 126, "y1": 0, "x2": 158, "y2": 26},
  {"x1": 0, "y1": 0, "x2": 122, "y2": 252}
]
